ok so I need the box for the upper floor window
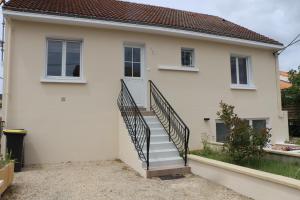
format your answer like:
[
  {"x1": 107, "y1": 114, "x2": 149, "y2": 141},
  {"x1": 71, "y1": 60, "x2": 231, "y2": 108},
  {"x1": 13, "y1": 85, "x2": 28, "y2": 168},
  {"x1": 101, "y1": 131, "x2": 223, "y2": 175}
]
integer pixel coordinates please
[
  {"x1": 230, "y1": 55, "x2": 252, "y2": 86},
  {"x1": 181, "y1": 48, "x2": 194, "y2": 67},
  {"x1": 47, "y1": 39, "x2": 82, "y2": 79}
]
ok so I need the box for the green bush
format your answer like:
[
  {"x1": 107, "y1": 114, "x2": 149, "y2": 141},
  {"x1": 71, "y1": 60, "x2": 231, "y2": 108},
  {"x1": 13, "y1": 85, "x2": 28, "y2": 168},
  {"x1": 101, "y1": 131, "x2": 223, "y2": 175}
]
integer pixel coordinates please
[{"x1": 217, "y1": 102, "x2": 271, "y2": 164}]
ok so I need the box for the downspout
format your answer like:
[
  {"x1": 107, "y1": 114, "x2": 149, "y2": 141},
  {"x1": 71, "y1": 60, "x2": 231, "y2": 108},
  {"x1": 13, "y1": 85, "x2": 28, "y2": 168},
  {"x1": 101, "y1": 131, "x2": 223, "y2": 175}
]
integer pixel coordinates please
[
  {"x1": 3, "y1": 17, "x2": 12, "y2": 123},
  {"x1": 1, "y1": 18, "x2": 4, "y2": 61},
  {"x1": 274, "y1": 53, "x2": 284, "y2": 118}
]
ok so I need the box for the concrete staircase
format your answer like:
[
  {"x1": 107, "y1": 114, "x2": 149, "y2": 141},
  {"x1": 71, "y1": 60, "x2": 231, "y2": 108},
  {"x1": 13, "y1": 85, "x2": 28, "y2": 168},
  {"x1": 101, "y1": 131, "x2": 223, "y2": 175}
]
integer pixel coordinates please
[{"x1": 140, "y1": 112, "x2": 190, "y2": 178}]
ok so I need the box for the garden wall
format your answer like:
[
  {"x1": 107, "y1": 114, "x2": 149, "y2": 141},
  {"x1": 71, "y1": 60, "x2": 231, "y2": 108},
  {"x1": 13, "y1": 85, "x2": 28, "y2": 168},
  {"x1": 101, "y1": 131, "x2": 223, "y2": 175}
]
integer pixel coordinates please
[{"x1": 188, "y1": 154, "x2": 300, "y2": 200}]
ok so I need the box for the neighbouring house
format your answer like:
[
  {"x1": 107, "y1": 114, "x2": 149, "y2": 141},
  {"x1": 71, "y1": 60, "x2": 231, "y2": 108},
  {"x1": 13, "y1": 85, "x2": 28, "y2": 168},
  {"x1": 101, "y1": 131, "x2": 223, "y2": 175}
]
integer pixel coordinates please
[
  {"x1": 280, "y1": 71, "x2": 292, "y2": 89},
  {"x1": 1, "y1": 0, "x2": 289, "y2": 176}
]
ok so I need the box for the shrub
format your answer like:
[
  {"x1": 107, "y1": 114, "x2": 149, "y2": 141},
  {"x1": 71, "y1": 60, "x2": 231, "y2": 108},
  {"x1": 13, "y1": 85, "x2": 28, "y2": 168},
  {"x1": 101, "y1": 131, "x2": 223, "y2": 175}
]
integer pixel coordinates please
[{"x1": 217, "y1": 102, "x2": 271, "y2": 164}]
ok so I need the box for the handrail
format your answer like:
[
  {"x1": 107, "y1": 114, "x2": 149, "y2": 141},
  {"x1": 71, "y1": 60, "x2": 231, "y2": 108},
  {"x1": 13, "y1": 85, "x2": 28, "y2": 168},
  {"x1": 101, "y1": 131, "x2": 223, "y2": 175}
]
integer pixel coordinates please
[
  {"x1": 149, "y1": 80, "x2": 190, "y2": 166},
  {"x1": 117, "y1": 79, "x2": 150, "y2": 170}
]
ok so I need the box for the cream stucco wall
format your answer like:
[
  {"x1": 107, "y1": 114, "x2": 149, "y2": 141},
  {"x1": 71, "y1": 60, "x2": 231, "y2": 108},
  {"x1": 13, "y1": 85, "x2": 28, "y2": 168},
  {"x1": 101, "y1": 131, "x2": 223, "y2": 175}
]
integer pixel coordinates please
[
  {"x1": 118, "y1": 113, "x2": 146, "y2": 177},
  {"x1": 3, "y1": 19, "x2": 288, "y2": 164}
]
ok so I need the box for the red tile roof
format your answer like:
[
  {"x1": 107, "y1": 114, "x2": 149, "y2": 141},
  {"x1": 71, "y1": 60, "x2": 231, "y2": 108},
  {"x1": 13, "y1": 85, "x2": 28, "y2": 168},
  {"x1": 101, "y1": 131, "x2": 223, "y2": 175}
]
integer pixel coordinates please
[{"x1": 3, "y1": 0, "x2": 282, "y2": 46}]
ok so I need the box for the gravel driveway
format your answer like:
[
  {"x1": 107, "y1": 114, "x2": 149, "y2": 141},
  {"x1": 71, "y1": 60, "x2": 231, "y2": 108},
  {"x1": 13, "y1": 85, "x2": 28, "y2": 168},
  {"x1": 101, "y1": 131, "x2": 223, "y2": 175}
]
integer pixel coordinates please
[{"x1": 1, "y1": 160, "x2": 250, "y2": 200}]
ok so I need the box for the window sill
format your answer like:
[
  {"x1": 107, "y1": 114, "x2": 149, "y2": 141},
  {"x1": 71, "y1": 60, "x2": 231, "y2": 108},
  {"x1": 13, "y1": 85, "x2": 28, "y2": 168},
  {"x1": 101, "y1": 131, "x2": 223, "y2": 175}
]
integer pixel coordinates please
[
  {"x1": 40, "y1": 78, "x2": 87, "y2": 84},
  {"x1": 158, "y1": 65, "x2": 199, "y2": 72},
  {"x1": 230, "y1": 84, "x2": 256, "y2": 90}
]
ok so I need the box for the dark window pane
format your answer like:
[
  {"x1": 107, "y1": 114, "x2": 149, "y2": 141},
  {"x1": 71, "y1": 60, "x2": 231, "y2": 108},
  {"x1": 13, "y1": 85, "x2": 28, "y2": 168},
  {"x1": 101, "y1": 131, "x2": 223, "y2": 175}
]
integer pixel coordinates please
[
  {"x1": 238, "y1": 58, "x2": 248, "y2": 84},
  {"x1": 47, "y1": 40, "x2": 62, "y2": 76},
  {"x1": 230, "y1": 57, "x2": 237, "y2": 84},
  {"x1": 125, "y1": 62, "x2": 132, "y2": 77},
  {"x1": 66, "y1": 42, "x2": 81, "y2": 77},
  {"x1": 253, "y1": 120, "x2": 266, "y2": 132},
  {"x1": 133, "y1": 63, "x2": 141, "y2": 77},
  {"x1": 125, "y1": 47, "x2": 132, "y2": 62},
  {"x1": 133, "y1": 48, "x2": 141, "y2": 62},
  {"x1": 181, "y1": 49, "x2": 193, "y2": 67},
  {"x1": 216, "y1": 122, "x2": 230, "y2": 142},
  {"x1": 244, "y1": 119, "x2": 250, "y2": 125}
]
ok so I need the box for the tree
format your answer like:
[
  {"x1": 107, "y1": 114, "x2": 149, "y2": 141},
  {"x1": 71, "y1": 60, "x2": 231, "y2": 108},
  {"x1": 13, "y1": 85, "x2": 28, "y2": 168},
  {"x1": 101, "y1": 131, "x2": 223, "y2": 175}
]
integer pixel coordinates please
[
  {"x1": 217, "y1": 102, "x2": 271, "y2": 164},
  {"x1": 282, "y1": 66, "x2": 300, "y2": 107}
]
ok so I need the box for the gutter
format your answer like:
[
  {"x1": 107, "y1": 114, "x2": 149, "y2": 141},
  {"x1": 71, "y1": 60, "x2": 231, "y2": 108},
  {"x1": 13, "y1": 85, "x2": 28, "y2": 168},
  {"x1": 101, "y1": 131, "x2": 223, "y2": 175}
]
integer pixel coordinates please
[{"x1": 3, "y1": 10, "x2": 283, "y2": 50}]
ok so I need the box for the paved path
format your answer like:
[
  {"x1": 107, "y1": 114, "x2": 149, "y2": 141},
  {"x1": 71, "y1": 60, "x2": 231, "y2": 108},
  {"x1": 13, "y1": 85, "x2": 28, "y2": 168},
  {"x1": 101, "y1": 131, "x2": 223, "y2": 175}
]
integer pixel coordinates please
[{"x1": 2, "y1": 160, "x2": 251, "y2": 200}]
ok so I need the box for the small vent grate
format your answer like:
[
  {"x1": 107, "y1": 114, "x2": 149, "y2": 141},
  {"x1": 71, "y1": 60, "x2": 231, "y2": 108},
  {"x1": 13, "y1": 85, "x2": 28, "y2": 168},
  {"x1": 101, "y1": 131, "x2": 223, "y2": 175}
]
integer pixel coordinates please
[{"x1": 159, "y1": 175, "x2": 185, "y2": 180}]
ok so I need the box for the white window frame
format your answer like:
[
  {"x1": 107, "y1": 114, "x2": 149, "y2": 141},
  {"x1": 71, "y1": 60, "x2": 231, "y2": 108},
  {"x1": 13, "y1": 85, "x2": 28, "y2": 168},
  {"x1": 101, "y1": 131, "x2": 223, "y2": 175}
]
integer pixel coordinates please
[
  {"x1": 42, "y1": 38, "x2": 85, "y2": 83},
  {"x1": 123, "y1": 44, "x2": 144, "y2": 80},
  {"x1": 181, "y1": 48, "x2": 195, "y2": 68},
  {"x1": 230, "y1": 54, "x2": 255, "y2": 89}
]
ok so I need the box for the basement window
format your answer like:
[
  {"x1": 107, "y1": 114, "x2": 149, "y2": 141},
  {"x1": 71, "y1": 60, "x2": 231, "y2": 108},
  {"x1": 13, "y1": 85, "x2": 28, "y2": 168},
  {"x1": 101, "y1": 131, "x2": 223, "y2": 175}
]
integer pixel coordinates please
[
  {"x1": 216, "y1": 119, "x2": 268, "y2": 142},
  {"x1": 45, "y1": 39, "x2": 83, "y2": 81}
]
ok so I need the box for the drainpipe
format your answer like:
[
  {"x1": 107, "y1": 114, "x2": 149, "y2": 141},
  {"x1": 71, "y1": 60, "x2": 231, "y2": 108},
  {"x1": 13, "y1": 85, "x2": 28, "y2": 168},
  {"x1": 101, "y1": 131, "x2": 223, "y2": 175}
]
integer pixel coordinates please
[
  {"x1": 274, "y1": 53, "x2": 284, "y2": 118},
  {"x1": 3, "y1": 17, "x2": 12, "y2": 124},
  {"x1": 1, "y1": 18, "x2": 4, "y2": 61}
]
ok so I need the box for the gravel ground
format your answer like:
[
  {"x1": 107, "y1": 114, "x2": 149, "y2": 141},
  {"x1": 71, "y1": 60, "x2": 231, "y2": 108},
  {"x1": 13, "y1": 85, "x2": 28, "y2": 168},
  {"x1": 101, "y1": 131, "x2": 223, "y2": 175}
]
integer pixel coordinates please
[{"x1": 1, "y1": 160, "x2": 251, "y2": 200}]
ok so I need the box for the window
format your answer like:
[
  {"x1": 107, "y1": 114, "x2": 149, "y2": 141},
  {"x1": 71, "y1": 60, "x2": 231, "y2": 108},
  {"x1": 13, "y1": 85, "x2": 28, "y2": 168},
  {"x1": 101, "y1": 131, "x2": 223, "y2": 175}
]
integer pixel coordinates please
[
  {"x1": 124, "y1": 47, "x2": 141, "y2": 77},
  {"x1": 46, "y1": 39, "x2": 82, "y2": 79},
  {"x1": 216, "y1": 119, "x2": 267, "y2": 142},
  {"x1": 230, "y1": 56, "x2": 252, "y2": 86},
  {"x1": 216, "y1": 122, "x2": 230, "y2": 142},
  {"x1": 251, "y1": 120, "x2": 267, "y2": 132},
  {"x1": 181, "y1": 48, "x2": 194, "y2": 67}
]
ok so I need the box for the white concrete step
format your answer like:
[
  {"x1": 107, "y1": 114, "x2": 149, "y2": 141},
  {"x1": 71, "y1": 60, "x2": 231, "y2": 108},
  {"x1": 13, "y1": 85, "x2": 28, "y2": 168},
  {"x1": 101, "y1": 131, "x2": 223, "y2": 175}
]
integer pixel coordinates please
[
  {"x1": 144, "y1": 116, "x2": 158, "y2": 123},
  {"x1": 145, "y1": 141, "x2": 175, "y2": 151},
  {"x1": 137, "y1": 134, "x2": 169, "y2": 142},
  {"x1": 150, "y1": 134, "x2": 169, "y2": 142},
  {"x1": 147, "y1": 122, "x2": 163, "y2": 129},
  {"x1": 142, "y1": 156, "x2": 184, "y2": 168},
  {"x1": 144, "y1": 149, "x2": 180, "y2": 159},
  {"x1": 150, "y1": 127, "x2": 166, "y2": 134}
]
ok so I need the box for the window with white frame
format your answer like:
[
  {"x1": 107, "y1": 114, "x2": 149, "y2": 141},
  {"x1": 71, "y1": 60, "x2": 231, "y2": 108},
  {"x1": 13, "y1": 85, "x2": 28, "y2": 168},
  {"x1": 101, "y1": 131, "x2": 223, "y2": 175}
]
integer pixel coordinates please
[
  {"x1": 230, "y1": 55, "x2": 252, "y2": 86},
  {"x1": 46, "y1": 39, "x2": 82, "y2": 79},
  {"x1": 181, "y1": 48, "x2": 194, "y2": 67},
  {"x1": 216, "y1": 119, "x2": 268, "y2": 142},
  {"x1": 124, "y1": 46, "x2": 141, "y2": 77}
]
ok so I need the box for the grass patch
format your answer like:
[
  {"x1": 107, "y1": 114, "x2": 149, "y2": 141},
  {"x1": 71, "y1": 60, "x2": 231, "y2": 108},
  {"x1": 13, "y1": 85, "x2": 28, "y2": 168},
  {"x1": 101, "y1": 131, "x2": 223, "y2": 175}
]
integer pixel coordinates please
[{"x1": 190, "y1": 149, "x2": 300, "y2": 180}]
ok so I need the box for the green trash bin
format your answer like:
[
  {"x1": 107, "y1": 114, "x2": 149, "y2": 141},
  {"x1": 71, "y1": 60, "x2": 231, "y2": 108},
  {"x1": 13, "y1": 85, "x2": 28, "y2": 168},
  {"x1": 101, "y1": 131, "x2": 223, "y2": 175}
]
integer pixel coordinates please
[{"x1": 3, "y1": 129, "x2": 27, "y2": 172}]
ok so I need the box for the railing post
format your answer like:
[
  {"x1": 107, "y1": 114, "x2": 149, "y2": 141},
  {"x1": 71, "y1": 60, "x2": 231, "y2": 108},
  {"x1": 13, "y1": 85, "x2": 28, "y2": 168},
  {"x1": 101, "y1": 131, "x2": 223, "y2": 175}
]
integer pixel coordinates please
[
  {"x1": 149, "y1": 81, "x2": 152, "y2": 111},
  {"x1": 146, "y1": 128, "x2": 150, "y2": 170},
  {"x1": 168, "y1": 106, "x2": 171, "y2": 142},
  {"x1": 134, "y1": 108, "x2": 137, "y2": 143},
  {"x1": 184, "y1": 127, "x2": 189, "y2": 166},
  {"x1": 121, "y1": 83, "x2": 124, "y2": 108}
]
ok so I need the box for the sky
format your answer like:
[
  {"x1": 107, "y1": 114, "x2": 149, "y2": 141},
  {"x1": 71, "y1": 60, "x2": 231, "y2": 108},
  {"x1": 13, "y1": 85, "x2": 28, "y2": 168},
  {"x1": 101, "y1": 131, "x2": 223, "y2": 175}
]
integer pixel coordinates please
[{"x1": 125, "y1": 0, "x2": 300, "y2": 71}]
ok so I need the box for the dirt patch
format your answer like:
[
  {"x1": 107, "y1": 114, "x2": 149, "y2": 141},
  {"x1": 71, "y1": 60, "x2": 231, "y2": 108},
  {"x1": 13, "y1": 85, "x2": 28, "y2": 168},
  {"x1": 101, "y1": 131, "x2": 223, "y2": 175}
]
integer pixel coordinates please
[{"x1": 1, "y1": 160, "x2": 251, "y2": 200}]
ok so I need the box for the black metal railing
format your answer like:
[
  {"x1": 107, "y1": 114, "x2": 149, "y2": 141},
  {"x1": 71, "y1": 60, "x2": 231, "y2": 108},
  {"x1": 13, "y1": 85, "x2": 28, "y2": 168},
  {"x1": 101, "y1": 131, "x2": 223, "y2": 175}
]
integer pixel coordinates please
[
  {"x1": 117, "y1": 79, "x2": 151, "y2": 170},
  {"x1": 149, "y1": 80, "x2": 190, "y2": 166}
]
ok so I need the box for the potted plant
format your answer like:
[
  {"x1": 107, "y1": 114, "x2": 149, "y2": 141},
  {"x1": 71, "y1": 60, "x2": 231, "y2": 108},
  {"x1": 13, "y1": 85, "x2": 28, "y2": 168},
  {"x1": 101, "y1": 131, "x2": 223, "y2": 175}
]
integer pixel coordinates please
[{"x1": 0, "y1": 121, "x2": 14, "y2": 196}]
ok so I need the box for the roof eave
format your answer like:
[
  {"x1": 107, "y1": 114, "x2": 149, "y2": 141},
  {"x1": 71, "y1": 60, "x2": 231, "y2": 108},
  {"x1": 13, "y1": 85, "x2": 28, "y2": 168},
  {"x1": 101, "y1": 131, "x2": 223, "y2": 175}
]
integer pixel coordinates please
[{"x1": 3, "y1": 10, "x2": 284, "y2": 50}]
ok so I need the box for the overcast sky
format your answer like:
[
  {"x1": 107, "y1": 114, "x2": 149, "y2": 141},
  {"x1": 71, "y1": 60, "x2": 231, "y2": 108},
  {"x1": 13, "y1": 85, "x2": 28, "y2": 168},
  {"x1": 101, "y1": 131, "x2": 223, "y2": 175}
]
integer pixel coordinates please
[{"x1": 126, "y1": 0, "x2": 300, "y2": 71}]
